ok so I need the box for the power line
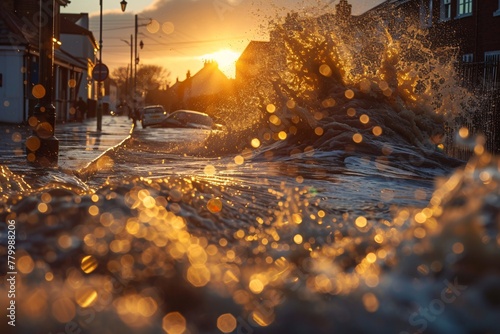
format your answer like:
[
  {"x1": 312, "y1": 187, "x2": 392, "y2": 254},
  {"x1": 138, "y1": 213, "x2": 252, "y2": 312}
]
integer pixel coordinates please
[{"x1": 103, "y1": 35, "x2": 249, "y2": 48}]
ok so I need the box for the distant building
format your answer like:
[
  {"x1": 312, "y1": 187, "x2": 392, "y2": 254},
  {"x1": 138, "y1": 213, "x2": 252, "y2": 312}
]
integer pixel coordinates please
[
  {"x1": 363, "y1": 0, "x2": 500, "y2": 66},
  {"x1": 235, "y1": 41, "x2": 273, "y2": 83},
  {"x1": 165, "y1": 60, "x2": 231, "y2": 113},
  {"x1": 0, "y1": 0, "x2": 98, "y2": 123},
  {"x1": 236, "y1": 3, "x2": 356, "y2": 85},
  {"x1": 363, "y1": 0, "x2": 500, "y2": 153},
  {"x1": 60, "y1": 14, "x2": 98, "y2": 103}
]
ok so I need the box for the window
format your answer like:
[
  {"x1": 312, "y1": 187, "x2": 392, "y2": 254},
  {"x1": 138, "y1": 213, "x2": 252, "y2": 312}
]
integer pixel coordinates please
[
  {"x1": 457, "y1": 0, "x2": 472, "y2": 17},
  {"x1": 484, "y1": 51, "x2": 500, "y2": 89},
  {"x1": 441, "y1": 0, "x2": 451, "y2": 20},
  {"x1": 495, "y1": 0, "x2": 500, "y2": 16},
  {"x1": 462, "y1": 54, "x2": 473, "y2": 62}
]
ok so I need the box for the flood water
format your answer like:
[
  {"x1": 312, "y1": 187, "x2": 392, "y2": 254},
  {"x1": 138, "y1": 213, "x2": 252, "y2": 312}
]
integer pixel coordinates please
[{"x1": 2, "y1": 9, "x2": 500, "y2": 334}]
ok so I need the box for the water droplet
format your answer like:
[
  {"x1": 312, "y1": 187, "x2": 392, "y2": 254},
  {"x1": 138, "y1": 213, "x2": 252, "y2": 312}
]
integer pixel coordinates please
[
  {"x1": 372, "y1": 126, "x2": 383, "y2": 136},
  {"x1": 162, "y1": 312, "x2": 186, "y2": 334},
  {"x1": 26, "y1": 136, "x2": 41, "y2": 151},
  {"x1": 32, "y1": 84, "x2": 46, "y2": 99},
  {"x1": 362, "y1": 293, "x2": 379, "y2": 312},
  {"x1": 75, "y1": 287, "x2": 98, "y2": 308},
  {"x1": 234, "y1": 155, "x2": 244, "y2": 165},
  {"x1": 355, "y1": 216, "x2": 367, "y2": 228},
  {"x1": 18, "y1": 255, "x2": 35, "y2": 274},
  {"x1": 147, "y1": 19, "x2": 160, "y2": 33},
  {"x1": 217, "y1": 313, "x2": 237, "y2": 333},
  {"x1": 352, "y1": 133, "x2": 363, "y2": 143},
  {"x1": 207, "y1": 198, "x2": 222, "y2": 213},
  {"x1": 249, "y1": 278, "x2": 264, "y2": 294},
  {"x1": 200, "y1": 165, "x2": 215, "y2": 177},
  {"x1": 293, "y1": 234, "x2": 303, "y2": 244},
  {"x1": 359, "y1": 114, "x2": 370, "y2": 124},
  {"x1": 251, "y1": 138, "x2": 261, "y2": 148},
  {"x1": 81, "y1": 255, "x2": 98, "y2": 274},
  {"x1": 345, "y1": 89, "x2": 354, "y2": 99},
  {"x1": 35, "y1": 122, "x2": 54, "y2": 139},
  {"x1": 162, "y1": 21, "x2": 175, "y2": 34},
  {"x1": 11, "y1": 132, "x2": 22, "y2": 143},
  {"x1": 319, "y1": 64, "x2": 332, "y2": 77}
]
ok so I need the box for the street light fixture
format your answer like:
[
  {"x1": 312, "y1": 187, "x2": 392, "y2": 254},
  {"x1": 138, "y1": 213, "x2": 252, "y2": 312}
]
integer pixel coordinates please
[
  {"x1": 96, "y1": 0, "x2": 127, "y2": 131},
  {"x1": 120, "y1": 0, "x2": 127, "y2": 12}
]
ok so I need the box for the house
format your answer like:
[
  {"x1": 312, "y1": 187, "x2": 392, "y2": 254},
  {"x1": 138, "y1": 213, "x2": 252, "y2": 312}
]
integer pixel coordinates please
[
  {"x1": 165, "y1": 60, "x2": 231, "y2": 113},
  {"x1": 364, "y1": 0, "x2": 500, "y2": 65},
  {"x1": 362, "y1": 0, "x2": 500, "y2": 153},
  {"x1": 60, "y1": 14, "x2": 98, "y2": 107},
  {"x1": 235, "y1": 41, "x2": 273, "y2": 84},
  {"x1": 0, "y1": 0, "x2": 98, "y2": 124}
]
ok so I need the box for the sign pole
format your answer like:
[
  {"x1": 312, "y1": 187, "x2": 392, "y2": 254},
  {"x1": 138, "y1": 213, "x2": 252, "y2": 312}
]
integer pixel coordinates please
[{"x1": 97, "y1": 0, "x2": 103, "y2": 131}]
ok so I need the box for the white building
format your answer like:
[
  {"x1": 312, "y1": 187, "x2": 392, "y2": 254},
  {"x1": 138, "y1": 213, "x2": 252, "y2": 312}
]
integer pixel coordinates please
[{"x1": 0, "y1": 0, "x2": 96, "y2": 123}]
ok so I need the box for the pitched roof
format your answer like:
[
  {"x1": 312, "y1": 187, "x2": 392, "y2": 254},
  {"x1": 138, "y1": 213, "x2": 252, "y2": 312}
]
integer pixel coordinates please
[
  {"x1": 237, "y1": 41, "x2": 271, "y2": 63},
  {"x1": 186, "y1": 61, "x2": 230, "y2": 97},
  {"x1": 60, "y1": 16, "x2": 98, "y2": 48},
  {"x1": 60, "y1": 13, "x2": 85, "y2": 24},
  {"x1": 0, "y1": 8, "x2": 37, "y2": 47}
]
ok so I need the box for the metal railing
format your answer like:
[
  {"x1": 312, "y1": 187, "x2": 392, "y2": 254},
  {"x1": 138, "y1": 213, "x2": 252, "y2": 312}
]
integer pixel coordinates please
[{"x1": 446, "y1": 60, "x2": 500, "y2": 158}]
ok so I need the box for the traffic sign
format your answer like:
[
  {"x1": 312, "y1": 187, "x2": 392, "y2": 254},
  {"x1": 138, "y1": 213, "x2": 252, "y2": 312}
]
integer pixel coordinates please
[{"x1": 92, "y1": 63, "x2": 109, "y2": 82}]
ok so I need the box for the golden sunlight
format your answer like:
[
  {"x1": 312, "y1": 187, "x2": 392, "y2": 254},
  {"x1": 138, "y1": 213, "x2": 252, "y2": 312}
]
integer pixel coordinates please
[{"x1": 200, "y1": 49, "x2": 241, "y2": 78}]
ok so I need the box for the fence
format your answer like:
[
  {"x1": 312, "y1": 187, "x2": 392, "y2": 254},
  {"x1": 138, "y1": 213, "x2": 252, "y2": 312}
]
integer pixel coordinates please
[{"x1": 446, "y1": 60, "x2": 500, "y2": 158}]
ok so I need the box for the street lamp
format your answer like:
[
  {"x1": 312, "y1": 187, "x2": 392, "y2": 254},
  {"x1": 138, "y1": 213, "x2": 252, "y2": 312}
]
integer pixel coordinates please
[
  {"x1": 120, "y1": 0, "x2": 127, "y2": 12},
  {"x1": 96, "y1": 0, "x2": 127, "y2": 131}
]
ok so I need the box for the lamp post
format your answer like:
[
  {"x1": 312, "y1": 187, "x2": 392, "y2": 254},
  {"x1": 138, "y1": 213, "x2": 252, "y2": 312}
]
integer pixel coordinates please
[
  {"x1": 26, "y1": 0, "x2": 58, "y2": 166},
  {"x1": 96, "y1": 0, "x2": 127, "y2": 131},
  {"x1": 121, "y1": 35, "x2": 133, "y2": 102},
  {"x1": 133, "y1": 15, "x2": 144, "y2": 117}
]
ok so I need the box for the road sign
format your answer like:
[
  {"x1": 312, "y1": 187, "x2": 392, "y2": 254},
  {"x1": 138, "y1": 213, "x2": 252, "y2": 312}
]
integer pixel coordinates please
[{"x1": 92, "y1": 63, "x2": 109, "y2": 82}]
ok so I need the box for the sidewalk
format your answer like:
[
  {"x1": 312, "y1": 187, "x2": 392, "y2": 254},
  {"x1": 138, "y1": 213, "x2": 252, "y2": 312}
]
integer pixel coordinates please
[{"x1": 0, "y1": 115, "x2": 133, "y2": 177}]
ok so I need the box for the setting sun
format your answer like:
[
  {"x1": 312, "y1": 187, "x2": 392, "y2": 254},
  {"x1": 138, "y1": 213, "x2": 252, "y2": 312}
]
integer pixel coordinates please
[{"x1": 200, "y1": 49, "x2": 241, "y2": 78}]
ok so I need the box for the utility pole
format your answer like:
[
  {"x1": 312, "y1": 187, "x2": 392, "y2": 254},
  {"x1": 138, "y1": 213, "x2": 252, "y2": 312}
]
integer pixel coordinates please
[
  {"x1": 26, "y1": 0, "x2": 59, "y2": 166},
  {"x1": 97, "y1": 0, "x2": 104, "y2": 131},
  {"x1": 96, "y1": 0, "x2": 126, "y2": 130},
  {"x1": 134, "y1": 14, "x2": 138, "y2": 114},
  {"x1": 120, "y1": 34, "x2": 133, "y2": 99},
  {"x1": 129, "y1": 34, "x2": 133, "y2": 97}
]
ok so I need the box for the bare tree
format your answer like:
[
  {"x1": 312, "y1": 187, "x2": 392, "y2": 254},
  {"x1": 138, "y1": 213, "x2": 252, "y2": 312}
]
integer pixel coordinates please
[{"x1": 112, "y1": 64, "x2": 170, "y2": 98}]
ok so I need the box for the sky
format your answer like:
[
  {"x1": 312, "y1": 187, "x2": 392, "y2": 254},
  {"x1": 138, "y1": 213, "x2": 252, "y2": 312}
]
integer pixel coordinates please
[{"x1": 62, "y1": 0, "x2": 385, "y2": 84}]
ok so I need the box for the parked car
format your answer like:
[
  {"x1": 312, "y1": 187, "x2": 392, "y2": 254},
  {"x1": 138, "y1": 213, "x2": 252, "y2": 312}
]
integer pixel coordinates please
[
  {"x1": 141, "y1": 105, "x2": 167, "y2": 128},
  {"x1": 155, "y1": 110, "x2": 223, "y2": 130}
]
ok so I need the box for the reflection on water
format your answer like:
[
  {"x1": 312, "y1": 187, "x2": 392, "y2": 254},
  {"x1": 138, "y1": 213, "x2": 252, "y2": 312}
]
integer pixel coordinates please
[{"x1": 1, "y1": 8, "x2": 499, "y2": 334}]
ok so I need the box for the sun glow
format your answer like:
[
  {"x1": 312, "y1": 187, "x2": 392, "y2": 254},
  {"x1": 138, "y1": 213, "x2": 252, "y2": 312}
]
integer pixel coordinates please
[{"x1": 200, "y1": 49, "x2": 241, "y2": 78}]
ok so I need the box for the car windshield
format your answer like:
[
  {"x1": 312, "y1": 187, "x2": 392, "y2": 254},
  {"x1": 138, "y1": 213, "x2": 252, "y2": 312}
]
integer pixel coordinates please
[
  {"x1": 171, "y1": 112, "x2": 213, "y2": 127},
  {"x1": 144, "y1": 107, "x2": 163, "y2": 114}
]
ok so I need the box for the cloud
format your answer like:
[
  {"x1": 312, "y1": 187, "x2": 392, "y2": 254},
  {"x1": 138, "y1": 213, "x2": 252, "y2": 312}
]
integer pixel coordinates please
[{"x1": 90, "y1": 0, "x2": 384, "y2": 79}]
